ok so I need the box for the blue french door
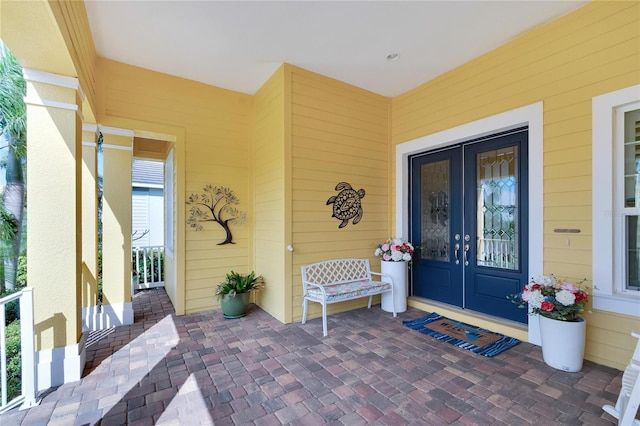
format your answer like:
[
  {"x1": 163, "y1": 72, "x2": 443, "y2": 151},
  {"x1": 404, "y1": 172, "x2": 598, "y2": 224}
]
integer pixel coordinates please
[{"x1": 410, "y1": 129, "x2": 528, "y2": 323}]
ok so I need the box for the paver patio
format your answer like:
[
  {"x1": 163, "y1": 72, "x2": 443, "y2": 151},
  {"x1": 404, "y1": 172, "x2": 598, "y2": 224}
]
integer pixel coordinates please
[{"x1": 0, "y1": 288, "x2": 625, "y2": 425}]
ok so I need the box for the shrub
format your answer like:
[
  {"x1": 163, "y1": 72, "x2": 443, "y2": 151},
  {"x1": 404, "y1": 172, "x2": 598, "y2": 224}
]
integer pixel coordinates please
[
  {"x1": 5, "y1": 320, "x2": 21, "y2": 401},
  {"x1": 1, "y1": 287, "x2": 21, "y2": 325}
]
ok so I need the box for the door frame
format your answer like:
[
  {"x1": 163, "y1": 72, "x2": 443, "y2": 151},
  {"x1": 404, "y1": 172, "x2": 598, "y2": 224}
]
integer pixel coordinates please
[{"x1": 395, "y1": 102, "x2": 544, "y2": 344}]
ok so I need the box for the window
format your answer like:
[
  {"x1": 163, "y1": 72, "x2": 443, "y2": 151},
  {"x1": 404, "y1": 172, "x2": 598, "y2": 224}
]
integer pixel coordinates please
[
  {"x1": 593, "y1": 85, "x2": 640, "y2": 317},
  {"x1": 620, "y1": 108, "x2": 640, "y2": 292}
]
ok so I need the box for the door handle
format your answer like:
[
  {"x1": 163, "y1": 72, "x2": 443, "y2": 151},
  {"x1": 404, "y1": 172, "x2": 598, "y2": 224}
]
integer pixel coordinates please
[
  {"x1": 464, "y1": 244, "x2": 469, "y2": 266},
  {"x1": 454, "y1": 243, "x2": 460, "y2": 264}
]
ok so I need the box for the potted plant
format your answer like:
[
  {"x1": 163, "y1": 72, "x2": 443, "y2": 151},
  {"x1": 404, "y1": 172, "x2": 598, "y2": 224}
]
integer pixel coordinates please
[
  {"x1": 375, "y1": 238, "x2": 414, "y2": 313},
  {"x1": 215, "y1": 270, "x2": 264, "y2": 319},
  {"x1": 510, "y1": 274, "x2": 589, "y2": 372}
]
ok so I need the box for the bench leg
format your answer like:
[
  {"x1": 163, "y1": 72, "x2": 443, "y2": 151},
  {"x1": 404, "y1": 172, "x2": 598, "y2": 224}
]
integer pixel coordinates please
[
  {"x1": 322, "y1": 301, "x2": 328, "y2": 337},
  {"x1": 367, "y1": 295, "x2": 373, "y2": 309},
  {"x1": 302, "y1": 299, "x2": 308, "y2": 325}
]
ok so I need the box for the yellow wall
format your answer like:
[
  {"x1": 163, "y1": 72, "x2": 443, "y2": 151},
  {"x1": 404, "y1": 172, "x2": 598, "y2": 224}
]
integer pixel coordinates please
[
  {"x1": 95, "y1": 58, "x2": 253, "y2": 314},
  {"x1": 5, "y1": 0, "x2": 639, "y2": 372},
  {"x1": 392, "y1": 0, "x2": 640, "y2": 370},
  {"x1": 25, "y1": 77, "x2": 83, "y2": 350},
  {"x1": 101, "y1": 133, "x2": 133, "y2": 309},
  {"x1": 252, "y1": 65, "x2": 289, "y2": 322},
  {"x1": 289, "y1": 66, "x2": 391, "y2": 322},
  {"x1": 81, "y1": 128, "x2": 99, "y2": 309}
]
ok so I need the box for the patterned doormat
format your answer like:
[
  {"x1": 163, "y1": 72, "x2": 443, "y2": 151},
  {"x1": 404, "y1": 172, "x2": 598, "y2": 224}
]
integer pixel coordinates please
[{"x1": 403, "y1": 312, "x2": 520, "y2": 357}]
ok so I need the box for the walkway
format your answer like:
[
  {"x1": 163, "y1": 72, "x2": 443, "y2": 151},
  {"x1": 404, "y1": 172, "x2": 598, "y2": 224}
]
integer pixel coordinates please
[{"x1": 0, "y1": 288, "x2": 625, "y2": 425}]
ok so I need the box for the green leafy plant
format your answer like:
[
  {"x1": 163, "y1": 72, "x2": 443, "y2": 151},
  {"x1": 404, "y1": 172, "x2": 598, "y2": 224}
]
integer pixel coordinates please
[
  {"x1": 5, "y1": 319, "x2": 21, "y2": 401},
  {"x1": 215, "y1": 271, "x2": 263, "y2": 300}
]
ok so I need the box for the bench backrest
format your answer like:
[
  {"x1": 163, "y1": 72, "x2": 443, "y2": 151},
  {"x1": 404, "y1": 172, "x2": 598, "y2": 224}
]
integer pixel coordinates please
[{"x1": 301, "y1": 258, "x2": 372, "y2": 288}]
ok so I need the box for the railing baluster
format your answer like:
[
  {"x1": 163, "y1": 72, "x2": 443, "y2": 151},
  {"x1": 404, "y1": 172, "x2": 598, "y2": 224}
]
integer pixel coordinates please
[
  {"x1": 20, "y1": 288, "x2": 38, "y2": 409},
  {"x1": 0, "y1": 287, "x2": 39, "y2": 413},
  {"x1": 131, "y1": 246, "x2": 165, "y2": 290}
]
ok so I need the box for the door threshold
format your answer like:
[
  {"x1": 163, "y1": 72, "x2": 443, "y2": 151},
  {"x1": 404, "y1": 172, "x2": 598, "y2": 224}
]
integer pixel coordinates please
[{"x1": 407, "y1": 296, "x2": 528, "y2": 332}]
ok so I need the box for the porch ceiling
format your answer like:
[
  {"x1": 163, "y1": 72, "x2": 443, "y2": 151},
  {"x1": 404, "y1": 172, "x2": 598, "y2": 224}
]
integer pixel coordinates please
[{"x1": 84, "y1": 1, "x2": 588, "y2": 98}]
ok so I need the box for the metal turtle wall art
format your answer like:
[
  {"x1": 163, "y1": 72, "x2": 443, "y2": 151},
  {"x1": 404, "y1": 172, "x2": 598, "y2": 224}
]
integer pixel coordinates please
[{"x1": 326, "y1": 182, "x2": 366, "y2": 228}]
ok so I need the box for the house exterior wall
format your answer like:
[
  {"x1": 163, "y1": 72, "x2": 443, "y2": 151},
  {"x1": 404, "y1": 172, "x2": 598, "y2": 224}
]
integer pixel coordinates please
[
  {"x1": 132, "y1": 187, "x2": 164, "y2": 247},
  {"x1": 3, "y1": 0, "x2": 638, "y2": 375},
  {"x1": 289, "y1": 66, "x2": 391, "y2": 322},
  {"x1": 391, "y1": 0, "x2": 640, "y2": 370},
  {"x1": 252, "y1": 65, "x2": 289, "y2": 322},
  {"x1": 95, "y1": 58, "x2": 253, "y2": 314}
]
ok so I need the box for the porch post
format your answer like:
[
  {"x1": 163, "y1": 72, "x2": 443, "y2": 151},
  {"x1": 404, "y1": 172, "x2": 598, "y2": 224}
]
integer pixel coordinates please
[
  {"x1": 81, "y1": 124, "x2": 99, "y2": 330},
  {"x1": 100, "y1": 127, "x2": 134, "y2": 327},
  {"x1": 24, "y1": 69, "x2": 86, "y2": 390}
]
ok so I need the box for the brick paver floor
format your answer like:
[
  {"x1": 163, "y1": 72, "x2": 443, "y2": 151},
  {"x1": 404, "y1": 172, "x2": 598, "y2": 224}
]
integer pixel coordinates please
[{"x1": 0, "y1": 288, "x2": 626, "y2": 425}]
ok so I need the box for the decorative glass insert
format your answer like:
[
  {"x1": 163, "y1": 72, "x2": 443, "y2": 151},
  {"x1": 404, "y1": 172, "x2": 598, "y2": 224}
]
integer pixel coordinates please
[
  {"x1": 421, "y1": 160, "x2": 449, "y2": 261},
  {"x1": 476, "y1": 146, "x2": 519, "y2": 270},
  {"x1": 624, "y1": 109, "x2": 640, "y2": 207}
]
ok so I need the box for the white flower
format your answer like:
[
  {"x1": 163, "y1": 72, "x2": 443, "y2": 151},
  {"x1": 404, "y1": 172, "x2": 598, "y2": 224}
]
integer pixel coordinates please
[
  {"x1": 555, "y1": 289, "x2": 576, "y2": 306},
  {"x1": 537, "y1": 274, "x2": 556, "y2": 286},
  {"x1": 374, "y1": 248, "x2": 382, "y2": 257},
  {"x1": 526, "y1": 290, "x2": 545, "y2": 309},
  {"x1": 391, "y1": 251, "x2": 403, "y2": 261},
  {"x1": 402, "y1": 252, "x2": 412, "y2": 261}
]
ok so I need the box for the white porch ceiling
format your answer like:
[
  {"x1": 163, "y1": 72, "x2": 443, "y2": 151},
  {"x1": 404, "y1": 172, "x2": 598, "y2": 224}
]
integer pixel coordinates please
[{"x1": 85, "y1": 1, "x2": 588, "y2": 97}]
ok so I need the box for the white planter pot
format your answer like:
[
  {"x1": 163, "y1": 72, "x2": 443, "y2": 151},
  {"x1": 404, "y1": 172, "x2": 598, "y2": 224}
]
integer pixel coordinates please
[
  {"x1": 380, "y1": 260, "x2": 408, "y2": 313},
  {"x1": 539, "y1": 314, "x2": 586, "y2": 372}
]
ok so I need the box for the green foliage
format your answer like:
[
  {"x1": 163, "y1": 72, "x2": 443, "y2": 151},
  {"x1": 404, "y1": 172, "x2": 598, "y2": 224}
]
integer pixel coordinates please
[
  {"x1": 132, "y1": 250, "x2": 165, "y2": 284},
  {"x1": 1, "y1": 287, "x2": 22, "y2": 325},
  {"x1": 0, "y1": 42, "x2": 26, "y2": 158},
  {"x1": 215, "y1": 271, "x2": 263, "y2": 300},
  {"x1": 16, "y1": 251, "x2": 26, "y2": 287},
  {"x1": 4, "y1": 319, "x2": 22, "y2": 401}
]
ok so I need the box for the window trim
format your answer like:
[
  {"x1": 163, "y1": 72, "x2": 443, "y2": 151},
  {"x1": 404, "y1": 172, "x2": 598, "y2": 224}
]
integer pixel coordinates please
[{"x1": 592, "y1": 84, "x2": 640, "y2": 317}]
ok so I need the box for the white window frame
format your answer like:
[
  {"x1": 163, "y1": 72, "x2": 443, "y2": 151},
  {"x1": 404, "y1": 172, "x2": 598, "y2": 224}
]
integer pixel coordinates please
[{"x1": 592, "y1": 84, "x2": 640, "y2": 317}]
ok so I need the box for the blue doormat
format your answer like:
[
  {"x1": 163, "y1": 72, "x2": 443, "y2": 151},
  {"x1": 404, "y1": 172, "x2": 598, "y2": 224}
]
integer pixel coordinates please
[{"x1": 403, "y1": 312, "x2": 520, "y2": 357}]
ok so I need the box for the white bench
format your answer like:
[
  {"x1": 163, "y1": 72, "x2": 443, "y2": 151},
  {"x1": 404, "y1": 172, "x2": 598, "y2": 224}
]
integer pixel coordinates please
[{"x1": 301, "y1": 258, "x2": 396, "y2": 336}]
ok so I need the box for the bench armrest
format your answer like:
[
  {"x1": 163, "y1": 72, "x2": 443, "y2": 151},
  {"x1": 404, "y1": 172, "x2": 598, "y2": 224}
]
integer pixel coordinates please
[
  {"x1": 370, "y1": 271, "x2": 394, "y2": 285},
  {"x1": 302, "y1": 281, "x2": 328, "y2": 298}
]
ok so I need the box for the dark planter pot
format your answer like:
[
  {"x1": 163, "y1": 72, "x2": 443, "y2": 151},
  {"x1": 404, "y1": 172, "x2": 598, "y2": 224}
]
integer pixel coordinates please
[{"x1": 220, "y1": 293, "x2": 250, "y2": 319}]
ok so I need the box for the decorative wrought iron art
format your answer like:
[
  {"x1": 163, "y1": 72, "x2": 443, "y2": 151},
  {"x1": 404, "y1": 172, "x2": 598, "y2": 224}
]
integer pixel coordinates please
[
  {"x1": 186, "y1": 185, "x2": 246, "y2": 245},
  {"x1": 326, "y1": 182, "x2": 365, "y2": 228}
]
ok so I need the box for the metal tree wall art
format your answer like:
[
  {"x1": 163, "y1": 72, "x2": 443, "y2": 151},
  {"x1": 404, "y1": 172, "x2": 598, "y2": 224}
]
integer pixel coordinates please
[
  {"x1": 187, "y1": 185, "x2": 246, "y2": 245},
  {"x1": 326, "y1": 182, "x2": 366, "y2": 228}
]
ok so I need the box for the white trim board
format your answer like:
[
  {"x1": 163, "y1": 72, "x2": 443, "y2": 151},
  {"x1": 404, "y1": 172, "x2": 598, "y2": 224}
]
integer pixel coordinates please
[
  {"x1": 82, "y1": 302, "x2": 134, "y2": 332},
  {"x1": 36, "y1": 333, "x2": 87, "y2": 391},
  {"x1": 394, "y1": 102, "x2": 544, "y2": 345},
  {"x1": 22, "y1": 68, "x2": 79, "y2": 90}
]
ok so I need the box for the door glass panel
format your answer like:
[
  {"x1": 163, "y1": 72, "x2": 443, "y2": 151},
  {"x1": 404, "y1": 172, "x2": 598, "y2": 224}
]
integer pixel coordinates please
[
  {"x1": 421, "y1": 160, "x2": 449, "y2": 261},
  {"x1": 476, "y1": 146, "x2": 518, "y2": 270}
]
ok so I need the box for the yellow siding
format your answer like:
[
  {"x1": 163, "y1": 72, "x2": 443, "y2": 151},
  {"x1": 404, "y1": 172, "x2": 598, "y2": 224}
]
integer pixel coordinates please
[
  {"x1": 252, "y1": 65, "x2": 288, "y2": 322},
  {"x1": 392, "y1": 1, "x2": 640, "y2": 370},
  {"x1": 289, "y1": 66, "x2": 391, "y2": 322},
  {"x1": 96, "y1": 58, "x2": 252, "y2": 314}
]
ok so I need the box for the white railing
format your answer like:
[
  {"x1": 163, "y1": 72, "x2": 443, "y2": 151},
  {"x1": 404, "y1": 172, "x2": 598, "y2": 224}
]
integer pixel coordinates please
[
  {"x1": 132, "y1": 246, "x2": 165, "y2": 291},
  {"x1": 477, "y1": 237, "x2": 517, "y2": 269},
  {"x1": 0, "y1": 287, "x2": 38, "y2": 413}
]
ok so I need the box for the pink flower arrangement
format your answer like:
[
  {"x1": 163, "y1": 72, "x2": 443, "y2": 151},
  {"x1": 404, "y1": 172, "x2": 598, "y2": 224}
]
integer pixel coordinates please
[
  {"x1": 375, "y1": 238, "x2": 414, "y2": 262},
  {"x1": 510, "y1": 274, "x2": 589, "y2": 322}
]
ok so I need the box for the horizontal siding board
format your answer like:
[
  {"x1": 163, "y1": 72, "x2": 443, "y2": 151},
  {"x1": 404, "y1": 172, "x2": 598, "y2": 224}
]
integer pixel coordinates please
[{"x1": 544, "y1": 191, "x2": 591, "y2": 207}]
